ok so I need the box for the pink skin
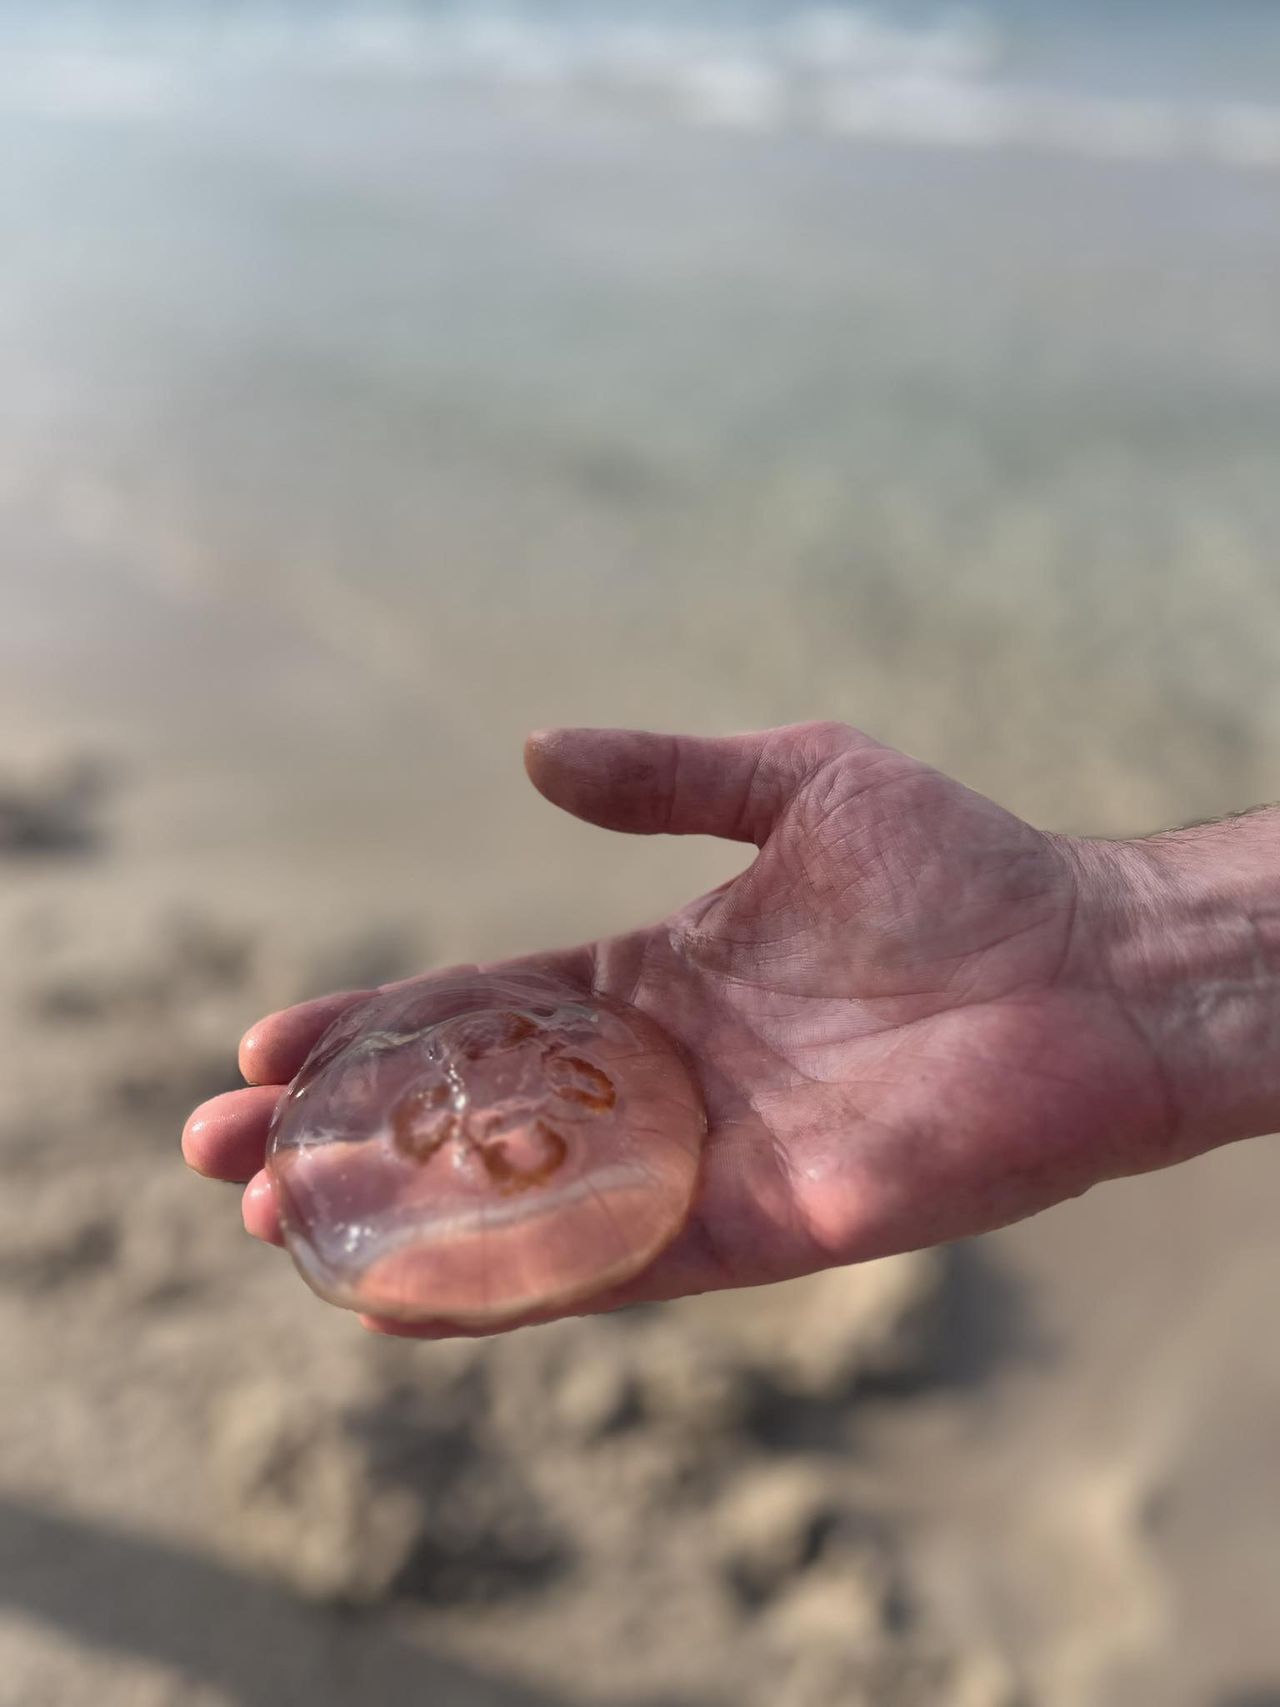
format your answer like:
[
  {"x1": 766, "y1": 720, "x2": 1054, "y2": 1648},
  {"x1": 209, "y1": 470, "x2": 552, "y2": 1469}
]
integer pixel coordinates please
[{"x1": 182, "y1": 720, "x2": 1280, "y2": 1338}]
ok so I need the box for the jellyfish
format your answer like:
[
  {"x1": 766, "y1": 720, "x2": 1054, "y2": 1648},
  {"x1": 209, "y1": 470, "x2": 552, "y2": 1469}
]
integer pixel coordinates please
[{"x1": 266, "y1": 971, "x2": 706, "y2": 1326}]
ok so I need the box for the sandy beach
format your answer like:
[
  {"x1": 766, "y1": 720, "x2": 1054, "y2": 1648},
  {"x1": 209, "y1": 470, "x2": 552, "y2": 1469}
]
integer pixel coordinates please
[{"x1": 3, "y1": 10, "x2": 1280, "y2": 1704}]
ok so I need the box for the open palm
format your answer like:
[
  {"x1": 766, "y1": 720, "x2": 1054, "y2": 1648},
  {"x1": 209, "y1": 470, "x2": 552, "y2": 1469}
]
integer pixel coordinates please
[{"x1": 185, "y1": 722, "x2": 1173, "y2": 1335}]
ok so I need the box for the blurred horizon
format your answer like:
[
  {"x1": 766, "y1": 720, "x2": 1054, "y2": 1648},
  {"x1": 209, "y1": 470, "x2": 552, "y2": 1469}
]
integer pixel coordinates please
[
  {"x1": 3, "y1": 0, "x2": 1280, "y2": 158},
  {"x1": 5, "y1": 0, "x2": 1280, "y2": 887}
]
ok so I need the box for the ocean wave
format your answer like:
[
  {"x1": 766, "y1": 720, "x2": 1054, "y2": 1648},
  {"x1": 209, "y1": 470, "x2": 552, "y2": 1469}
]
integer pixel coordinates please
[{"x1": 2, "y1": 5, "x2": 1279, "y2": 170}]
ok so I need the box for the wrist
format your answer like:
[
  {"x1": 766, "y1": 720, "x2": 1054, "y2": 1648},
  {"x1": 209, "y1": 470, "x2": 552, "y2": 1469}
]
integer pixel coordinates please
[{"x1": 1073, "y1": 810, "x2": 1280, "y2": 1162}]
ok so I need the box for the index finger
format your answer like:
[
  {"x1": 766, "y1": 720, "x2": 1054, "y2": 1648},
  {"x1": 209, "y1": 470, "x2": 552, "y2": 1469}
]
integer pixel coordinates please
[
  {"x1": 239, "y1": 948, "x2": 604, "y2": 1089},
  {"x1": 238, "y1": 989, "x2": 373, "y2": 1086},
  {"x1": 236, "y1": 963, "x2": 487, "y2": 1087}
]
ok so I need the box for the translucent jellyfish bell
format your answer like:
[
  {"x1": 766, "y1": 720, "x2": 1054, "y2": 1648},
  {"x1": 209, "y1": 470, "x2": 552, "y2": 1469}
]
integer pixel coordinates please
[{"x1": 266, "y1": 972, "x2": 706, "y2": 1326}]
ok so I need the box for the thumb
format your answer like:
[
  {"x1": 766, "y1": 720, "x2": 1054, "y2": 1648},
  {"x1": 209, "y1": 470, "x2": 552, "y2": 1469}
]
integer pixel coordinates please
[{"x1": 522, "y1": 722, "x2": 854, "y2": 845}]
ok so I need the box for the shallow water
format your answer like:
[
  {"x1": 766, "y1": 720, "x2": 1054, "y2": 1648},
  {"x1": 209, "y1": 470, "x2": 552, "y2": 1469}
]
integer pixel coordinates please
[{"x1": 4, "y1": 8, "x2": 1280, "y2": 876}]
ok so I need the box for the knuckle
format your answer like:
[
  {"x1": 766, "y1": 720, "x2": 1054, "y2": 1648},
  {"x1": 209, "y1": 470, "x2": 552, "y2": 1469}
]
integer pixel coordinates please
[{"x1": 792, "y1": 720, "x2": 860, "y2": 766}]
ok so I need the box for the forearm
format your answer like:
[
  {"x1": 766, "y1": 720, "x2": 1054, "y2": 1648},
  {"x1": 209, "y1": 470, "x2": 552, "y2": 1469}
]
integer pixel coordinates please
[{"x1": 1079, "y1": 807, "x2": 1280, "y2": 1161}]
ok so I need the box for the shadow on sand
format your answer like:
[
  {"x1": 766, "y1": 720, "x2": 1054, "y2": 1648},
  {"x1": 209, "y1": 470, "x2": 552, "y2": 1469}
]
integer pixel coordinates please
[{"x1": 0, "y1": 1496, "x2": 694, "y2": 1707}]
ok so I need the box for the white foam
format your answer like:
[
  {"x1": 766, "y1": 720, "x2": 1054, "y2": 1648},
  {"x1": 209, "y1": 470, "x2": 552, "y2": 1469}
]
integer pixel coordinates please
[
  {"x1": 0, "y1": 49, "x2": 177, "y2": 120},
  {"x1": 1204, "y1": 101, "x2": 1280, "y2": 169},
  {"x1": 677, "y1": 57, "x2": 789, "y2": 131},
  {"x1": 2, "y1": 5, "x2": 1279, "y2": 173},
  {"x1": 822, "y1": 70, "x2": 1015, "y2": 148}
]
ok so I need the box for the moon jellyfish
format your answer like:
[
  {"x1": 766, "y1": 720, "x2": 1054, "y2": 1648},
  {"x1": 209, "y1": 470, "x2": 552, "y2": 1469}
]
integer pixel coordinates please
[{"x1": 266, "y1": 971, "x2": 706, "y2": 1326}]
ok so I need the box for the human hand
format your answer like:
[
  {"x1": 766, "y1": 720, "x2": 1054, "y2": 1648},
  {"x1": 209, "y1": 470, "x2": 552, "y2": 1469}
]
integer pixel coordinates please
[{"x1": 183, "y1": 721, "x2": 1273, "y2": 1335}]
